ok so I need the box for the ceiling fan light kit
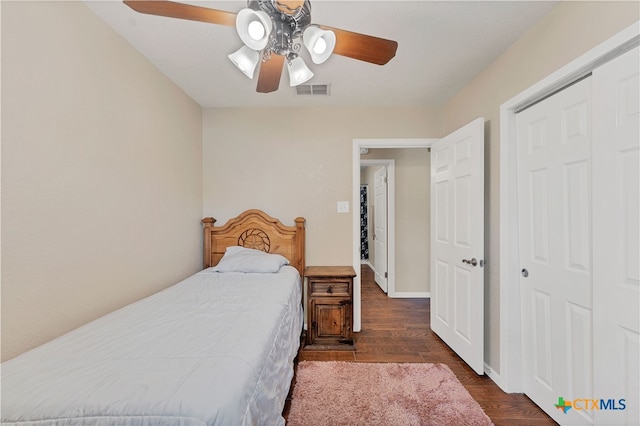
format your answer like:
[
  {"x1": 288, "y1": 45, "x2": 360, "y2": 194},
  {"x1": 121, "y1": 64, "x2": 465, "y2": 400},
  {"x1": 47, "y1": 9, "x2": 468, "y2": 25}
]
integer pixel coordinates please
[
  {"x1": 232, "y1": 0, "x2": 328, "y2": 87},
  {"x1": 123, "y1": 0, "x2": 398, "y2": 93}
]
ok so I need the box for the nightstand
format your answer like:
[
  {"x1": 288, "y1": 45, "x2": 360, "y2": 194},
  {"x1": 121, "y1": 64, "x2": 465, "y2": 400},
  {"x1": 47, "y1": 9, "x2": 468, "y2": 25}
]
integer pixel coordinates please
[{"x1": 304, "y1": 266, "x2": 356, "y2": 350}]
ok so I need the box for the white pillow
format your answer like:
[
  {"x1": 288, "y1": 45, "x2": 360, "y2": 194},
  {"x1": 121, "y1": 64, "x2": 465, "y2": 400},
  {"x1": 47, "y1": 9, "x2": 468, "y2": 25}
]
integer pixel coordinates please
[{"x1": 212, "y1": 246, "x2": 289, "y2": 273}]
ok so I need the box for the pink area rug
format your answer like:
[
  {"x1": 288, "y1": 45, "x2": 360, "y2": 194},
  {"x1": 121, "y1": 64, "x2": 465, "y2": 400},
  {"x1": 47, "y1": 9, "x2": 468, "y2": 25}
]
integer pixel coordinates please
[{"x1": 287, "y1": 361, "x2": 493, "y2": 426}]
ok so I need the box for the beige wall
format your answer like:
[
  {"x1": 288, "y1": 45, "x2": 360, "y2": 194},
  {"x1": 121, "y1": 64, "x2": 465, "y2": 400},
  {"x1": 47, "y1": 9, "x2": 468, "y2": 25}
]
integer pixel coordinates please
[
  {"x1": 202, "y1": 107, "x2": 441, "y2": 268},
  {"x1": 1, "y1": 2, "x2": 203, "y2": 361},
  {"x1": 3, "y1": 0, "x2": 636, "y2": 378},
  {"x1": 441, "y1": 1, "x2": 640, "y2": 373},
  {"x1": 361, "y1": 148, "x2": 430, "y2": 294}
]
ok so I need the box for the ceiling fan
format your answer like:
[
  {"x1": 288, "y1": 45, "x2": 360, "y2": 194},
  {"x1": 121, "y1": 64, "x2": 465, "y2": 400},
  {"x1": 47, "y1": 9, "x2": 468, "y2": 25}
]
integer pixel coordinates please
[{"x1": 123, "y1": 0, "x2": 398, "y2": 94}]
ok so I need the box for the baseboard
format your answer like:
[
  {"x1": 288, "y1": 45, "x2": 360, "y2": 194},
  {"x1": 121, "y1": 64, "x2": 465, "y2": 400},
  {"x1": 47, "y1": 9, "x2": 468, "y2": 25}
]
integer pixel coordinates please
[
  {"x1": 360, "y1": 260, "x2": 373, "y2": 269},
  {"x1": 388, "y1": 291, "x2": 430, "y2": 298}
]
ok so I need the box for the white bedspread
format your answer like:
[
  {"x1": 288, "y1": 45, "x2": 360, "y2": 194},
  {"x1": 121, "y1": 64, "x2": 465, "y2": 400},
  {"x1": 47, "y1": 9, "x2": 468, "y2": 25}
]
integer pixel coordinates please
[{"x1": 1, "y1": 266, "x2": 303, "y2": 426}]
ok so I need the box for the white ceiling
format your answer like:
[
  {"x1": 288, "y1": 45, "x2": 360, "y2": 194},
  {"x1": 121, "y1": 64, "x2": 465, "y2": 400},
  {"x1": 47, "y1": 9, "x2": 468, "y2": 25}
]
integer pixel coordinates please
[{"x1": 84, "y1": 0, "x2": 558, "y2": 108}]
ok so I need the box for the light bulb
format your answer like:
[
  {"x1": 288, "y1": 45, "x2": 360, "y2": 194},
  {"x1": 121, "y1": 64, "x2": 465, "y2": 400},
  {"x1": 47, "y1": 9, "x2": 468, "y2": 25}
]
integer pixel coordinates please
[
  {"x1": 248, "y1": 21, "x2": 265, "y2": 41},
  {"x1": 313, "y1": 38, "x2": 327, "y2": 55}
]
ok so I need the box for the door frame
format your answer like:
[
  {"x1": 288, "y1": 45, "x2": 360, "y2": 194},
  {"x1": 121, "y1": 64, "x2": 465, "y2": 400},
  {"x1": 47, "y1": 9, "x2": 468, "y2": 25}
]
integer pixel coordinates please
[
  {"x1": 362, "y1": 159, "x2": 394, "y2": 293},
  {"x1": 498, "y1": 22, "x2": 640, "y2": 393},
  {"x1": 352, "y1": 139, "x2": 437, "y2": 332}
]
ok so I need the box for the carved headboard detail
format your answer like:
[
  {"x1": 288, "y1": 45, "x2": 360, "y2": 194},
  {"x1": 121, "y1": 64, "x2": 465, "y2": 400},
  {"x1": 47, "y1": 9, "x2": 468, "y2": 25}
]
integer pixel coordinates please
[
  {"x1": 238, "y1": 228, "x2": 271, "y2": 252},
  {"x1": 202, "y1": 209, "x2": 306, "y2": 276}
]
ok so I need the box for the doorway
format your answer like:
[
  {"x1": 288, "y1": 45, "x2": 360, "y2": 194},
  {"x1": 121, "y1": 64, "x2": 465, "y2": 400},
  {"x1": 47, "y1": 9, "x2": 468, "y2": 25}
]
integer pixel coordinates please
[
  {"x1": 353, "y1": 122, "x2": 486, "y2": 376},
  {"x1": 360, "y1": 159, "x2": 394, "y2": 294},
  {"x1": 352, "y1": 139, "x2": 435, "y2": 332}
]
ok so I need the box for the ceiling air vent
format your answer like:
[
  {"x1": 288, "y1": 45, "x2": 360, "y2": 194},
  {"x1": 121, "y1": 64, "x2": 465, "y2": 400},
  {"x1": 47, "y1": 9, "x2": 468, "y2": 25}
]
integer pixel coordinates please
[{"x1": 296, "y1": 84, "x2": 330, "y2": 96}]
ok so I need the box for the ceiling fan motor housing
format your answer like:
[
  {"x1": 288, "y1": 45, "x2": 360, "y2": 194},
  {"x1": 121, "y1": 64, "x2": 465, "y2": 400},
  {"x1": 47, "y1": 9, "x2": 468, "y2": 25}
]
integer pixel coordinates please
[{"x1": 249, "y1": 0, "x2": 311, "y2": 60}]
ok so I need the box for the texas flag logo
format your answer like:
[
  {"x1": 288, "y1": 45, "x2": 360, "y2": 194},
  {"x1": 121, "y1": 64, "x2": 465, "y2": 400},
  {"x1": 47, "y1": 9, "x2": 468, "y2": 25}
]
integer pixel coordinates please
[{"x1": 555, "y1": 397, "x2": 572, "y2": 414}]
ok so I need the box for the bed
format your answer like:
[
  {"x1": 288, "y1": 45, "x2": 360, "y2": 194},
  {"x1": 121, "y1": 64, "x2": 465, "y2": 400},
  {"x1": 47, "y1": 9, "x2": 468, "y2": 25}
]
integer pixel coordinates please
[{"x1": 1, "y1": 209, "x2": 306, "y2": 426}]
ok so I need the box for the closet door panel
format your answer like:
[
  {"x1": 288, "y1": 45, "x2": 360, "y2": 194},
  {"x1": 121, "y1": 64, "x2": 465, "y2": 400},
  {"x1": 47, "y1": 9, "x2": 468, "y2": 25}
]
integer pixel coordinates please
[
  {"x1": 592, "y1": 46, "x2": 639, "y2": 426},
  {"x1": 517, "y1": 77, "x2": 593, "y2": 425}
]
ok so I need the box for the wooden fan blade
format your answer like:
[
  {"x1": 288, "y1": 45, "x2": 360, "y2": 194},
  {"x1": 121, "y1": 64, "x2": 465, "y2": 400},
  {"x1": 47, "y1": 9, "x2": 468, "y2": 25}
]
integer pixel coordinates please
[
  {"x1": 256, "y1": 55, "x2": 285, "y2": 93},
  {"x1": 123, "y1": 0, "x2": 236, "y2": 26},
  {"x1": 321, "y1": 26, "x2": 398, "y2": 65}
]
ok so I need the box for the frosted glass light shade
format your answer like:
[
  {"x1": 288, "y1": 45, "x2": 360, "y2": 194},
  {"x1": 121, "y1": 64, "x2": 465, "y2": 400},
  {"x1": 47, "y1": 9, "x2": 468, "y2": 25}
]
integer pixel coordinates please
[
  {"x1": 302, "y1": 26, "x2": 336, "y2": 64},
  {"x1": 236, "y1": 9, "x2": 272, "y2": 50},
  {"x1": 287, "y1": 56, "x2": 314, "y2": 86},
  {"x1": 228, "y1": 46, "x2": 260, "y2": 79}
]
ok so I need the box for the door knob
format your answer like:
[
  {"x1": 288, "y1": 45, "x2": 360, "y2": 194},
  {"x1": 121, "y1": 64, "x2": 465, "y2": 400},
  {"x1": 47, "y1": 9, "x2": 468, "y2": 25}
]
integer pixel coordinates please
[{"x1": 462, "y1": 258, "x2": 478, "y2": 267}]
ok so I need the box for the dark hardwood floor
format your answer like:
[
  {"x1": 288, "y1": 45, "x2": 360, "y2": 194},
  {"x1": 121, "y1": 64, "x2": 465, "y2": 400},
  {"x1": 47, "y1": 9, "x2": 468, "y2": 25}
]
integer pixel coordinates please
[{"x1": 287, "y1": 264, "x2": 556, "y2": 425}]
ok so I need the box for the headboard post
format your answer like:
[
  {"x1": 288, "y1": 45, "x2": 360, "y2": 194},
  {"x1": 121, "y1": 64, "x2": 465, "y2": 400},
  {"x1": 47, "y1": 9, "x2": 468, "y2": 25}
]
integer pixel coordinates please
[
  {"x1": 201, "y1": 217, "x2": 216, "y2": 269},
  {"x1": 295, "y1": 217, "x2": 306, "y2": 275}
]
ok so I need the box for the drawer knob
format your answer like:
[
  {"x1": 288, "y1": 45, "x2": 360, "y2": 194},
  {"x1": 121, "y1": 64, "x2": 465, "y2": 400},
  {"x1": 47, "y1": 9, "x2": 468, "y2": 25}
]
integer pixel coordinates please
[{"x1": 327, "y1": 285, "x2": 333, "y2": 294}]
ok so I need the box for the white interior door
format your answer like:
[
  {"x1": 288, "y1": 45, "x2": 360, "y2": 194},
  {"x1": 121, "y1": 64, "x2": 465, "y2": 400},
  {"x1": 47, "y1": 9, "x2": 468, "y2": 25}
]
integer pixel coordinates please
[
  {"x1": 517, "y1": 76, "x2": 593, "y2": 425},
  {"x1": 430, "y1": 117, "x2": 485, "y2": 375},
  {"x1": 374, "y1": 166, "x2": 388, "y2": 292},
  {"x1": 592, "y1": 47, "x2": 639, "y2": 426}
]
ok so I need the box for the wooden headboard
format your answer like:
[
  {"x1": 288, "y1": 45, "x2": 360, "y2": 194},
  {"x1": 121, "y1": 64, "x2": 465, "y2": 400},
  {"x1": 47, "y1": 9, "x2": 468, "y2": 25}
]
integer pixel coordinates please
[{"x1": 202, "y1": 209, "x2": 306, "y2": 276}]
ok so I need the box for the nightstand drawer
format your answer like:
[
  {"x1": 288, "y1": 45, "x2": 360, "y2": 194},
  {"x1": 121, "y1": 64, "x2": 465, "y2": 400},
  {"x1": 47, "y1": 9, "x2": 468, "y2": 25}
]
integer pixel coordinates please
[{"x1": 309, "y1": 280, "x2": 350, "y2": 297}]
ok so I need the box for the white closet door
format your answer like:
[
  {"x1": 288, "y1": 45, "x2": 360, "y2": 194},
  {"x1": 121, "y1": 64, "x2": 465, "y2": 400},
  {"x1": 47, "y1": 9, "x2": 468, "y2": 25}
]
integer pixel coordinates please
[
  {"x1": 592, "y1": 46, "x2": 639, "y2": 426},
  {"x1": 517, "y1": 77, "x2": 593, "y2": 425}
]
